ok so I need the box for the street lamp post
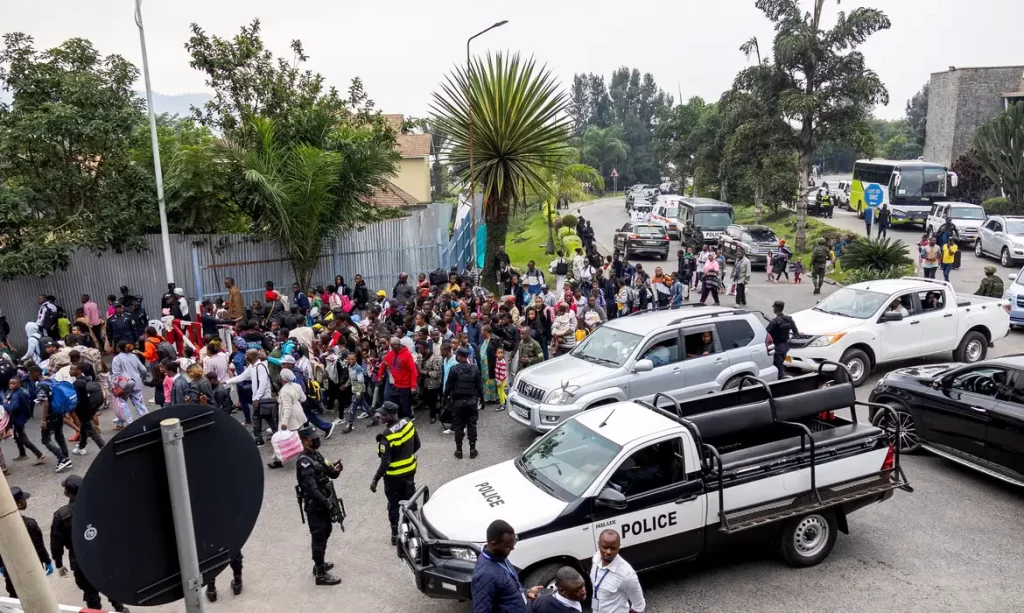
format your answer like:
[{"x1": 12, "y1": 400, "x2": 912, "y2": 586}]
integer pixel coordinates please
[
  {"x1": 466, "y1": 20, "x2": 508, "y2": 268},
  {"x1": 135, "y1": 0, "x2": 175, "y2": 285}
]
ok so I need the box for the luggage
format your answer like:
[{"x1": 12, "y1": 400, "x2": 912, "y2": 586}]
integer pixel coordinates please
[
  {"x1": 157, "y1": 340, "x2": 178, "y2": 361},
  {"x1": 271, "y1": 429, "x2": 303, "y2": 463},
  {"x1": 49, "y1": 381, "x2": 78, "y2": 415}
]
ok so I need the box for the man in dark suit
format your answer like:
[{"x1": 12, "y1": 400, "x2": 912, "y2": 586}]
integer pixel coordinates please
[{"x1": 530, "y1": 567, "x2": 587, "y2": 613}]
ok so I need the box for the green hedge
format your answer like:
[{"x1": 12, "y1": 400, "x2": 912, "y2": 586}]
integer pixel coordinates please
[{"x1": 982, "y1": 196, "x2": 1018, "y2": 215}]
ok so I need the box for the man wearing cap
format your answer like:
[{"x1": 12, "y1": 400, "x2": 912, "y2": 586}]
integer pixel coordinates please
[
  {"x1": 295, "y1": 424, "x2": 343, "y2": 586},
  {"x1": 370, "y1": 401, "x2": 420, "y2": 546},
  {"x1": 443, "y1": 347, "x2": 485, "y2": 460},
  {"x1": 765, "y1": 300, "x2": 798, "y2": 379},
  {"x1": 0, "y1": 486, "x2": 53, "y2": 599},
  {"x1": 379, "y1": 336, "x2": 418, "y2": 420},
  {"x1": 50, "y1": 475, "x2": 130, "y2": 611},
  {"x1": 375, "y1": 290, "x2": 391, "y2": 318}
]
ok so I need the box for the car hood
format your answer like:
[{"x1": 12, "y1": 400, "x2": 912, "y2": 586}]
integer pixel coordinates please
[
  {"x1": 422, "y1": 460, "x2": 568, "y2": 541},
  {"x1": 516, "y1": 354, "x2": 615, "y2": 393},
  {"x1": 952, "y1": 219, "x2": 983, "y2": 228},
  {"x1": 882, "y1": 362, "x2": 958, "y2": 385},
  {"x1": 791, "y1": 307, "x2": 866, "y2": 335}
]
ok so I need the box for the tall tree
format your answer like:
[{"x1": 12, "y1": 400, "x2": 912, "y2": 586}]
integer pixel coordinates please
[
  {"x1": 581, "y1": 126, "x2": 629, "y2": 183},
  {"x1": 949, "y1": 149, "x2": 995, "y2": 204},
  {"x1": 973, "y1": 103, "x2": 1024, "y2": 206},
  {"x1": 0, "y1": 33, "x2": 154, "y2": 280},
  {"x1": 752, "y1": 0, "x2": 891, "y2": 249},
  {"x1": 568, "y1": 75, "x2": 590, "y2": 137},
  {"x1": 586, "y1": 74, "x2": 612, "y2": 128},
  {"x1": 431, "y1": 53, "x2": 572, "y2": 290},
  {"x1": 654, "y1": 97, "x2": 712, "y2": 193},
  {"x1": 905, "y1": 83, "x2": 929, "y2": 148}
]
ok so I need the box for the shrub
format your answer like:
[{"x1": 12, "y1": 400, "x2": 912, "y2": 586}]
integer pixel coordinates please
[
  {"x1": 561, "y1": 213, "x2": 578, "y2": 228},
  {"x1": 840, "y1": 237, "x2": 913, "y2": 271},
  {"x1": 552, "y1": 216, "x2": 564, "y2": 229},
  {"x1": 840, "y1": 264, "x2": 915, "y2": 285},
  {"x1": 982, "y1": 196, "x2": 1018, "y2": 216},
  {"x1": 556, "y1": 226, "x2": 572, "y2": 239},
  {"x1": 561, "y1": 234, "x2": 583, "y2": 254}
]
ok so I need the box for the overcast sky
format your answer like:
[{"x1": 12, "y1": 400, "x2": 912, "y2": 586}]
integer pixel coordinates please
[{"x1": 5, "y1": 0, "x2": 1023, "y2": 121}]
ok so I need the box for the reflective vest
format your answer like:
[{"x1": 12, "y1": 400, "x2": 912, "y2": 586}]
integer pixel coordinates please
[{"x1": 378, "y1": 418, "x2": 417, "y2": 477}]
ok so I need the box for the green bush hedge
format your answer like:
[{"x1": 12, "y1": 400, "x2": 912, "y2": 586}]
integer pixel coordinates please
[
  {"x1": 561, "y1": 213, "x2": 578, "y2": 229},
  {"x1": 982, "y1": 196, "x2": 1017, "y2": 215}
]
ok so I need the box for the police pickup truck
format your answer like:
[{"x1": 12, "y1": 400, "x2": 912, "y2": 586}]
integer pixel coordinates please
[{"x1": 396, "y1": 367, "x2": 911, "y2": 600}]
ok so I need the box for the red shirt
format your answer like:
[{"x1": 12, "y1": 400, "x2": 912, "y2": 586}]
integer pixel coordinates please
[{"x1": 378, "y1": 347, "x2": 418, "y2": 389}]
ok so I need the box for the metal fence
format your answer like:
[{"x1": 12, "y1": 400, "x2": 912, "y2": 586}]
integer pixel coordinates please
[{"x1": 0, "y1": 203, "x2": 461, "y2": 349}]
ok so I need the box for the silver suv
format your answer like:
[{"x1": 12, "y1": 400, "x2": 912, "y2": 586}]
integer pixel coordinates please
[{"x1": 507, "y1": 306, "x2": 779, "y2": 432}]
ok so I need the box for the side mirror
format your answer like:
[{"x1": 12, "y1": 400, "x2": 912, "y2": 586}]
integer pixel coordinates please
[
  {"x1": 1010, "y1": 274, "x2": 1017, "y2": 282},
  {"x1": 633, "y1": 359, "x2": 654, "y2": 373},
  {"x1": 931, "y1": 377, "x2": 950, "y2": 390},
  {"x1": 596, "y1": 487, "x2": 627, "y2": 510},
  {"x1": 881, "y1": 311, "x2": 903, "y2": 322}
]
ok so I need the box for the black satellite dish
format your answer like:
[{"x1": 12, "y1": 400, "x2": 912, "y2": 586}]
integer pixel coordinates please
[{"x1": 73, "y1": 404, "x2": 263, "y2": 607}]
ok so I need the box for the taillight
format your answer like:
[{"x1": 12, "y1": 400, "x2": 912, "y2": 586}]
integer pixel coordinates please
[
  {"x1": 818, "y1": 411, "x2": 835, "y2": 420},
  {"x1": 629, "y1": 234, "x2": 639, "y2": 239},
  {"x1": 1003, "y1": 303, "x2": 1012, "y2": 314},
  {"x1": 881, "y1": 444, "x2": 895, "y2": 471},
  {"x1": 662, "y1": 236, "x2": 669, "y2": 240},
  {"x1": 765, "y1": 332, "x2": 775, "y2": 356}
]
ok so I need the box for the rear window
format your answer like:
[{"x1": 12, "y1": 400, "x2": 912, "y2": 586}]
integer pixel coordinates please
[
  {"x1": 635, "y1": 225, "x2": 666, "y2": 236},
  {"x1": 717, "y1": 319, "x2": 757, "y2": 349},
  {"x1": 747, "y1": 228, "x2": 777, "y2": 242}
]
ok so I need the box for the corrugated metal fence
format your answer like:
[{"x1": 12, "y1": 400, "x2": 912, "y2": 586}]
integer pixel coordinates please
[{"x1": 0, "y1": 203, "x2": 460, "y2": 349}]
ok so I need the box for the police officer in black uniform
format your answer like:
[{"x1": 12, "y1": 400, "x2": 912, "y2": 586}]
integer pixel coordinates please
[
  {"x1": 295, "y1": 424, "x2": 343, "y2": 586},
  {"x1": 765, "y1": 300, "x2": 799, "y2": 379},
  {"x1": 369, "y1": 401, "x2": 420, "y2": 546},
  {"x1": 443, "y1": 347, "x2": 485, "y2": 460},
  {"x1": 2, "y1": 487, "x2": 52, "y2": 600},
  {"x1": 50, "y1": 475, "x2": 130, "y2": 612}
]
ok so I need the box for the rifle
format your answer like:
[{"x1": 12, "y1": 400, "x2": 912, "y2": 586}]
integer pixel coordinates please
[
  {"x1": 328, "y1": 481, "x2": 347, "y2": 531},
  {"x1": 295, "y1": 484, "x2": 306, "y2": 525}
]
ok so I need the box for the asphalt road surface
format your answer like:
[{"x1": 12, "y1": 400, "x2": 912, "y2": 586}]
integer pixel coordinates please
[{"x1": 5, "y1": 194, "x2": 1024, "y2": 613}]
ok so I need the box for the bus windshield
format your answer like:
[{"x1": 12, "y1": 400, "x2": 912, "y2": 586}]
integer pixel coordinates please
[
  {"x1": 694, "y1": 211, "x2": 732, "y2": 230},
  {"x1": 895, "y1": 167, "x2": 948, "y2": 201}
]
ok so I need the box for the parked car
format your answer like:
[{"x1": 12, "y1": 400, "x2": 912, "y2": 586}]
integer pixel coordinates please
[
  {"x1": 975, "y1": 215, "x2": 1024, "y2": 267},
  {"x1": 652, "y1": 195, "x2": 684, "y2": 240},
  {"x1": 785, "y1": 277, "x2": 1010, "y2": 386},
  {"x1": 868, "y1": 355, "x2": 1024, "y2": 486},
  {"x1": 926, "y1": 201, "x2": 986, "y2": 246},
  {"x1": 718, "y1": 224, "x2": 780, "y2": 269},
  {"x1": 1005, "y1": 269, "x2": 1024, "y2": 328},
  {"x1": 613, "y1": 221, "x2": 670, "y2": 260},
  {"x1": 506, "y1": 306, "x2": 778, "y2": 432},
  {"x1": 833, "y1": 181, "x2": 851, "y2": 210},
  {"x1": 400, "y1": 371, "x2": 909, "y2": 601},
  {"x1": 625, "y1": 184, "x2": 650, "y2": 209}
]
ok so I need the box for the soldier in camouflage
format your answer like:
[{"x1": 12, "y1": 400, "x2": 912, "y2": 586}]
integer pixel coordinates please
[
  {"x1": 810, "y1": 238, "x2": 830, "y2": 295},
  {"x1": 975, "y1": 265, "x2": 1004, "y2": 298}
]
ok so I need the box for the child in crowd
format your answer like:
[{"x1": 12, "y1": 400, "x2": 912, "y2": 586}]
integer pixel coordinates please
[
  {"x1": 791, "y1": 259, "x2": 804, "y2": 284},
  {"x1": 575, "y1": 318, "x2": 589, "y2": 342},
  {"x1": 343, "y1": 353, "x2": 370, "y2": 433},
  {"x1": 494, "y1": 348, "x2": 508, "y2": 413}
]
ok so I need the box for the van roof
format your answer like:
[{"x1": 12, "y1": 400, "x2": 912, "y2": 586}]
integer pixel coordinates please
[{"x1": 679, "y1": 197, "x2": 731, "y2": 207}]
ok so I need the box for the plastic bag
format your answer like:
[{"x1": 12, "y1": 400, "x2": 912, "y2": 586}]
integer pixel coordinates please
[{"x1": 271, "y1": 429, "x2": 303, "y2": 463}]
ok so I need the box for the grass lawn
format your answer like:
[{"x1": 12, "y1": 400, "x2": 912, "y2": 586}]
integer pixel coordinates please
[
  {"x1": 732, "y1": 205, "x2": 853, "y2": 268},
  {"x1": 506, "y1": 208, "x2": 554, "y2": 272}
]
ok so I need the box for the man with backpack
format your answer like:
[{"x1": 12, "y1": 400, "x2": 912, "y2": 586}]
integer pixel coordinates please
[
  {"x1": 5, "y1": 376, "x2": 46, "y2": 466},
  {"x1": 69, "y1": 363, "x2": 105, "y2": 456},
  {"x1": 35, "y1": 367, "x2": 73, "y2": 472},
  {"x1": 549, "y1": 252, "x2": 570, "y2": 294},
  {"x1": 36, "y1": 294, "x2": 59, "y2": 340}
]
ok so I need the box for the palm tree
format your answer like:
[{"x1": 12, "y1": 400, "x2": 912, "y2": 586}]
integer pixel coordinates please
[
  {"x1": 431, "y1": 52, "x2": 572, "y2": 288},
  {"x1": 536, "y1": 150, "x2": 604, "y2": 253},
  {"x1": 581, "y1": 125, "x2": 628, "y2": 184}
]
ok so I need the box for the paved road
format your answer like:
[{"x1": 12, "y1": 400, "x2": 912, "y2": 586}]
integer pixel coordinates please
[{"x1": 4, "y1": 194, "x2": 1023, "y2": 613}]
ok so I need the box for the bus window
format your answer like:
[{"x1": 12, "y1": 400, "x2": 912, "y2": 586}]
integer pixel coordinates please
[
  {"x1": 923, "y1": 167, "x2": 946, "y2": 197},
  {"x1": 896, "y1": 168, "x2": 923, "y2": 199}
]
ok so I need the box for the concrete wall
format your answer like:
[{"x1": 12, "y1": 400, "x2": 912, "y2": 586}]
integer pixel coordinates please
[
  {"x1": 924, "y1": 66, "x2": 1024, "y2": 167},
  {"x1": 393, "y1": 158, "x2": 431, "y2": 203}
]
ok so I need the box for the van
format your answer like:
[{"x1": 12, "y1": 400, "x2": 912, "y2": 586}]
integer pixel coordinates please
[
  {"x1": 653, "y1": 195, "x2": 684, "y2": 240},
  {"x1": 678, "y1": 197, "x2": 734, "y2": 244}
]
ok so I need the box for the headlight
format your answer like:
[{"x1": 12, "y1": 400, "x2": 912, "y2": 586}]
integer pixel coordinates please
[
  {"x1": 545, "y1": 386, "x2": 580, "y2": 404},
  {"x1": 449, "y1": 547, "x2": 478, "y2": 561},
  {"x1": 807, "y1": 333, "x2": 846, "y2": 348},
  {"x1": 408, "y1": 537, "x2": 421, "y2": 562}
]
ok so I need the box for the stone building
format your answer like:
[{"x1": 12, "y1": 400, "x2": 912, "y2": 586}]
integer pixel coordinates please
[{"x1": 923, "y1": 66, "x2": 1024, "y2": 167}]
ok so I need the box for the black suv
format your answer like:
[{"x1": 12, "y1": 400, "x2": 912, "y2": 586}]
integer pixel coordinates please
[
  {"x1": 614, "y1": 222, "x2": 670, "y2": 260},
  {"x1": 717, "y1": 224, "x2": 779, "y2": 268}
]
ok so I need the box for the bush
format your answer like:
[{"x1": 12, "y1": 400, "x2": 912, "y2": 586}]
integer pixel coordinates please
[
  {"x1": 840, "y1": 237, "x2": 913, "y2": 271},
  {"x1": 561, "y1": 234, "x2": 583, "y2": 254},
  {"x1": 556, "y1": 226, "x2": 572, "y2": 239},
  {"x1": 552, "y1": 216, "x2": 563, "y2": 229},
  {"x1": 982, "y1": 196, "x2": 1018, "y2": 216},
  {"x1": 561, "y1": 213, "x2": 578, "y2": 229},
  {"x1": 840, "y1": 264, "x2": 915, "y2": 285}
]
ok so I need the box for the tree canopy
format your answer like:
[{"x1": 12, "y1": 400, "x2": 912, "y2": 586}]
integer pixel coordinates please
[{"x1": 974, "y1": 102, "x2": 1024, "y2": 206}]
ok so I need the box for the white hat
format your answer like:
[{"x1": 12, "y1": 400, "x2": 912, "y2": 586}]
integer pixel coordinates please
[{"x1": 173, "y1": 287, "x2": 185, "y2": 297}]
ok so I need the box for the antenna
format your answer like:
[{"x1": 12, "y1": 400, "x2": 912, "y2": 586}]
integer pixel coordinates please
[{"x1": 598, "y1": 407, "x2": 617, "y2": 428}]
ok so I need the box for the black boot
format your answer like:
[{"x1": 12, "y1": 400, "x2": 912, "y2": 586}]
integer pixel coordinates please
[
  {"x1": 314, "y1": 564, "x2": 342, "y2": 586},
  {"x1": 231, "y1": 575, "x2": 243, "y2": 595},
  {"x1": 391, "y1": 524, "x2": 399, "y2": 546},
  {"x1": 454, "y1": 447, "x2": 463, "y2": 459},
  {"x1": 205, "y1": 583, "x2": 217, "y2": 602},
  {"x1": 311, "y1": 562, "x2": 335, "y2": 575},
  {"x1": 469, "y1": 446, "x2": 478, "y2": 459},
  {"x1": 267, "y1": 458, "x2": 284, "y2": 469}
]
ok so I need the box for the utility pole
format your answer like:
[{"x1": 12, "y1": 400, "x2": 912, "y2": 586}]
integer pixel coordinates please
[{"x1": 0, "y1": 470, "x2": 60, "y2": 612}]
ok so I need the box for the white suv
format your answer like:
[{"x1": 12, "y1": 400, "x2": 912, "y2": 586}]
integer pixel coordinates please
[
  {"x1": 506, "y1": 306, "x2": 779, "y2": 432},
  {"x1": 926, "y1": 201, "x2": 986, "y2": 246}
]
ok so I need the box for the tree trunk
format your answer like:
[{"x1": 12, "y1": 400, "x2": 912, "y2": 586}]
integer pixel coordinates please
[
  {"x1": 754, "y1": 183, "x2": 764, "y2": 224},
  {"x1": 482, "y1": 198, "x2": 510, "y2": 294},
  {"x1": 796, "y1": 121, "x2": 813, "y2": 251},
  {"x1": 545, "y1": 202, "x2": 556, "y2": 255}
]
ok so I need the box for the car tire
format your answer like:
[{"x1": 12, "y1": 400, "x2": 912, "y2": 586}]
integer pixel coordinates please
[
  {"x1": 722, "y1": 374, "x2": 748, "y2": 391},
  {"x1": 926, "y1": 225, "x2": 934, "y2": 239},
  {"x1": 1001, "y1": 247, "x2": 1012, "y2": 268},
  {"x1": 870, "y1": 402, "x2": 920, "y2": 454},
  {"x1": 838, "y1": 348, "x2": 871, "y2": 387},
  {"x1": 660, "y1": 252, "x2": 668, "y2": 261},
  {"x1": 955, "y1": 330, "x2": 988, "y2": 363},
  {"x1": 622, "y1": 246, "x2": 630, "y2": 260},
  {"x1": 975, "y1": 240, "x2": 984, "y2": 258},
  {"x1": 521, "y1": 562, "x2": 565, "y2": 596},
  {"x1": 777, "y1": 511, "x2": 838, "y2": 568}
]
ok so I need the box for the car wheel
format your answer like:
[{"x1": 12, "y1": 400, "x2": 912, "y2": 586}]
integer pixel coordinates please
[
  {"x1": 660, "y1": 252, "x2": 668, "y2": 261},
  {"x1": 777, "y1": 511, "x2": 837, "y2": 568},
  {"x1": 975, "y1": 240, "x2": 984, "y2": 258},
  {"x1": 623, "y1": 246, "x2": 630, "y2": 260},
  {"x1": 522, "y1": 563, "x2": 566, "y2": 596},
  {"x1": 870, "y1": 402, "x2": 920, "y2": 453},
  {"x1": 839, "y1": 348, "x2": 871, "y2": 387},
  {"x1": 722, "y1": 375, "x2": 748, "y2": 390},
  {"x1": 955, "y1": 331, "x2": 988, "y2": 363},
  {"x1": 1001, "y1": 247, "x2": 1012, "y2": 268}
]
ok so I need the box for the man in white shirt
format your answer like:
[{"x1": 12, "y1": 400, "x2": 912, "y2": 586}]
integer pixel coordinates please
[
  {"x1": 549, "y1": 253, "x2": 570, "y2": 294},
  {"x1": 590, "y1": 529, "x2": 646, "y2": 613}
]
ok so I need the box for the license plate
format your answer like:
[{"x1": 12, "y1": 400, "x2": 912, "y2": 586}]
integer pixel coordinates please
[
  {"x1": 644, "y1": 240, "x2": 660, "y2": 245},
  {"x1": 513, "y1": 405, "x2": 529, "y2": 419}
]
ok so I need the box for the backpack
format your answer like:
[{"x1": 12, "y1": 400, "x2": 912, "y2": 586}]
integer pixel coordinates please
[
  {"x1": 555, "y1": 259, "x2": 569, "y2": 275},
  {"x1": 85, "y1": 379, "x2": 105, "y2": 411},
  {"x1": 157, "y1": 341, "x2": 177, "y2": 361},
  {"x1": 340, "y1": 294, "x2": 353, "y2": 313},
  {"x1": 49, "y1": 381, "x2": 78, "y2": 414},
  {"x1": 184, "y1": 381, "x2": 209, "y2": 404},
  {"x1": 429, "y1": 268, "x2": 447, "y2": 287}
]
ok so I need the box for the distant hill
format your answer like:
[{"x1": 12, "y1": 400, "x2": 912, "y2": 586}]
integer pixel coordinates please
[{"x1": 146, "y1": 92, "x2": 213, "y2": 119}]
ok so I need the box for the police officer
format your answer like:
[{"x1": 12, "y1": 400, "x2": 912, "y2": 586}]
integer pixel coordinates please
[
  {"x1": 820, "y1": 184, "x2": 833, "y2": 218},
  {"x1": 811, "y1": 237, "x2": 829, "y2": 295},
  {"x1": 370, "y1": 401, "x2": 420, "y2": 546},
  {"x1": 295, "y1": 423, "x2": 343, "y2": 586},
  {"x1": 1, "y1": 487, "x2": 53, "y2": 599},
  {"x1": 50, "y1": 475, "x2": 129, "y2": 612},
  {"x1": 443, "y1": 347, "x2": 485, "y2": 460},
  {"x1": 765, "y1": 300, "x2": 798, "y2": 379}
]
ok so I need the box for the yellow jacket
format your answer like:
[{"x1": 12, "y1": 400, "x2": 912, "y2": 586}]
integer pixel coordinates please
[{"x1": 942, "y1": 244, "x2": 958, "y2": 265}]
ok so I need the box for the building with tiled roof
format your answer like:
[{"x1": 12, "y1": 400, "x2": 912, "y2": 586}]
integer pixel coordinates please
[
  {"x1": 382, "y1": 113, "x2": 432, "y2": 204},
  {"x1": 363, "y1": 180, "x2": 421, "y2": 208}
]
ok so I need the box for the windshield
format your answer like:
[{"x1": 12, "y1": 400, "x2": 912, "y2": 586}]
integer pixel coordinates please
[
  {"x1": 748, "y1": 228, "x2": 777, "y2": 242},
  {"x1": 571, "y1": 325, "x2": 643, "y2": 367},
  {"x1": 950, "y1": 206, "x2": 985, "y2": 220},
  {"x1": 694, "y1": 211, "x2": 732, "y2": 230},
  {"x1": 896, "y1": 169, "x2": 923, "y2": 199},
  {"x1": 813, "y1": 288, "x2": 890, "y2": 319},
  {"x1": 1006, "y1": 220, "x2": 1024, "y2": 234},
  {"x1": 923, "y1": 168, "x2": 947, "y2": 197},
  {"x1": 517, "y1": 420, "x2": 622, "y2": 500}
]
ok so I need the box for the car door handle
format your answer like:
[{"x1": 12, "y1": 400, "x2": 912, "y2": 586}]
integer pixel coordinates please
[
  {"x1": 910, "y1": 320, "x2": 920, "y2": 325},
  {"x1": 944, "y1": 313, "x2": 953, "y2": 318},
  {"x1": 675, "y1": 494, "x2": 699, "y2": 504},
  {"x1": 714, "y1": 358, "x2": 725, "y2": 364},
  {"x1": 970, "y1": 406, "x2": 987, "y2": 413}
]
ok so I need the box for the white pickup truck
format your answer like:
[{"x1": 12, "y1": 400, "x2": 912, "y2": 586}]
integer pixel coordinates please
[
  {"x1": 785, "y1": 277, "x2": 1010, "y2": 386},
  {"x1": 397, "y1": 373, "x2": 910, "y2": 601}
]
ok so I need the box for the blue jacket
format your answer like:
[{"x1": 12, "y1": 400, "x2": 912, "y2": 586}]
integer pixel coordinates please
[
  {"x1": 471, "y1": 552, "x2": 528, "y2": 613},
  {"x1": 465, "y1": 322, "x2": 483, "y2": 350},
  {"x1": 4, "y1": 388, "x2": 33, "y2": 427},
  {"x1": 293, "y1": 292, "x2": 310, "y2": 311}
]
